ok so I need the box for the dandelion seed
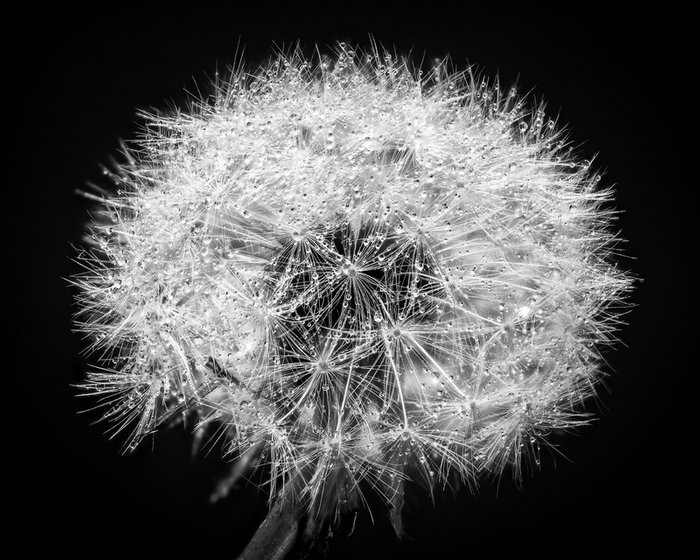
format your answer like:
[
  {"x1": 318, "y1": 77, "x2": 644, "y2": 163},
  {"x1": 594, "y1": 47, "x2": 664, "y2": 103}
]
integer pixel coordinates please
[{"x1": 71, "y1": 41, "x2": 633, "y2": 558}]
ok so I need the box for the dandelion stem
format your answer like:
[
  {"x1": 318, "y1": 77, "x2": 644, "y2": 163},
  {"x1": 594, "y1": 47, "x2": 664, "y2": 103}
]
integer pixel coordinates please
[{"x1": 237, "y1": 485, "x2": 300, "y2": 560}]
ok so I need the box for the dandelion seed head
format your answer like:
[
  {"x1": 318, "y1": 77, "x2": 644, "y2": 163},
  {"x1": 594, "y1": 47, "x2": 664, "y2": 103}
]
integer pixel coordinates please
[{"x1": 72, "y1": 42, "x2": 633, "y2": 534}]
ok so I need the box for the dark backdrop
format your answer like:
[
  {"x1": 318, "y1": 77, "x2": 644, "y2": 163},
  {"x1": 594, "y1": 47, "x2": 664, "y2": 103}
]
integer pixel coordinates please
[{"x1": 5, "y1": 3, "x2": 687, "y2": 558}]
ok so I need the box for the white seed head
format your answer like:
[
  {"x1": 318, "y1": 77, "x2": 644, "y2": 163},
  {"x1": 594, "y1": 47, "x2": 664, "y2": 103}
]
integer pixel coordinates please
[{"x1": 72, "y1": 43, "x2": 633, "y2": 526}]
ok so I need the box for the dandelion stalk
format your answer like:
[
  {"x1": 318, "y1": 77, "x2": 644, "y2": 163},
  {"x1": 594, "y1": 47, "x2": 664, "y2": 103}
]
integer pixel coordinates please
[{"x1": 71, "y1": 41, "x2": 633, "y2": 558}]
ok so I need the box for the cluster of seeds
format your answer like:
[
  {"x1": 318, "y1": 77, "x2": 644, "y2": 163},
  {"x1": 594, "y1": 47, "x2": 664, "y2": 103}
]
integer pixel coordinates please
[{"x1": 73, "y1": 44, "x2": 631, "y2": 528}]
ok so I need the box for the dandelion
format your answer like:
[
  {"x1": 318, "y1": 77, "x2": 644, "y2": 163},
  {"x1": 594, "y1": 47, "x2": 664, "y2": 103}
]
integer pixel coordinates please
[{"x1": 71, "y1": 42, "x2": 633, "y2": 558}]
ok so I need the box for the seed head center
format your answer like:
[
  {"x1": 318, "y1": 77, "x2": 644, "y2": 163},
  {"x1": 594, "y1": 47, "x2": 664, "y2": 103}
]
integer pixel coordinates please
[
  {"x1": 316, "y1": 360, "x2": 330, "y2": 373},
  {"x1": 344, "y1": 265, "x2": 358, "y2": 278}
]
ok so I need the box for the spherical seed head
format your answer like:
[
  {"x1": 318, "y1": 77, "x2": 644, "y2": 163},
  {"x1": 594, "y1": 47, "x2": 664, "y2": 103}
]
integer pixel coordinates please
[{"x1": 72, "y1": 42, "x2": 633, "y2": 528}]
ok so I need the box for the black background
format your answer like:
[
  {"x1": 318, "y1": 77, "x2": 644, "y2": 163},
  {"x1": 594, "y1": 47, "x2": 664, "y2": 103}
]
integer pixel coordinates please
[{"x1": 5, "y1": 2, "x2": 688, "y2": 558}]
